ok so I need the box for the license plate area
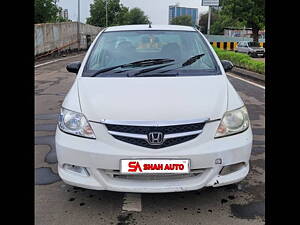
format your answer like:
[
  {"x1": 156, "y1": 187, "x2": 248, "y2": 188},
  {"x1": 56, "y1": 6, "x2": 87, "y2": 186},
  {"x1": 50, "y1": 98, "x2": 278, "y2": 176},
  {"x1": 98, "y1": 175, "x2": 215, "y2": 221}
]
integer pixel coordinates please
[{"x1": 120, "y1": 159, "x2": 190, "y2": 174}]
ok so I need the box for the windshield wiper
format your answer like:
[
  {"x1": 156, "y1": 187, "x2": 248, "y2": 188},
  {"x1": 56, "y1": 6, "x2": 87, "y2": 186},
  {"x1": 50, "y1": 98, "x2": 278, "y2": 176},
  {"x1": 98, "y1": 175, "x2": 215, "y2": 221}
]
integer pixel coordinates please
[
  {"x1": 128, "y1": 63, "x2": 175, "y2": 77},
  {"x1": 182, "y1": 54, "x2": 205, "y2": 67},
  {"x1": 159, "y1": 54, "x2": 205, "y2": 74},
  {"x1": 128, "y1": 54, "x2": 205, "y2": 77},
  {"x1": 90, "y1": 58, "x2": 175, "y2": 77}
]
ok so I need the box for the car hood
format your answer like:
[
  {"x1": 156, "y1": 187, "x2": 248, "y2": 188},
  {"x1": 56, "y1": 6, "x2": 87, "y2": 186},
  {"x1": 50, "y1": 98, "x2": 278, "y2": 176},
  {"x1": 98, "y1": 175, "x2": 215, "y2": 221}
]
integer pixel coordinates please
[{"x1": 77, "y1": 76, "x2": 228, "y2": 122}]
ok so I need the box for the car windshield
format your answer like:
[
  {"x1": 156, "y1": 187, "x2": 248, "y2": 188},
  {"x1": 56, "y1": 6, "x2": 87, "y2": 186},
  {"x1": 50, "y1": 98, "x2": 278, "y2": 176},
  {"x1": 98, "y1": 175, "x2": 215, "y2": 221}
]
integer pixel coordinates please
[
  {"x1": 83, "y1": 30, "x2": 221, "y2": 77},
  {"x1": 248, "y1": 42, "x2": 260, "y2": 47}
]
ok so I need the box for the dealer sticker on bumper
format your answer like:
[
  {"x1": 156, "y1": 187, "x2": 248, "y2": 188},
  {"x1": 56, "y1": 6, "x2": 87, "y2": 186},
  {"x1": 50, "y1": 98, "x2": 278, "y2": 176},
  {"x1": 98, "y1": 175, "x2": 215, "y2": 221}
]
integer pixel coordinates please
[{"x1": 120, "y1": 159, "x2": 190, "y2": 174}]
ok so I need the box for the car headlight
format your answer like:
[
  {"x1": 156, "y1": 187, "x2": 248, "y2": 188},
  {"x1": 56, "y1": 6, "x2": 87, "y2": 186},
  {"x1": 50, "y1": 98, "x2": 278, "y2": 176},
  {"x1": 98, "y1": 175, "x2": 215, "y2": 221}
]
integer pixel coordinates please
[
  {"x1": 58, "y1": 107, "x2": 96, "y2": 139},
  {"x1": 215, "y1": 106, "x2": 250, "y2": 138}
]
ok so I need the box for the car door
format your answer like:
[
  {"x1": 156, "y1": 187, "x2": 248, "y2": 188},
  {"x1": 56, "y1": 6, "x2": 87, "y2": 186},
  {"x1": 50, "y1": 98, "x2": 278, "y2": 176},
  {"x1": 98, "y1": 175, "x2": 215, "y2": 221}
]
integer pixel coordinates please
[
  {"x1": 240, "y1": 42, "x2": 247, "y2": 53},
  {"x1": 244, "y1": 42, "x2": 251, "y2": 53},
  {"x1": 237, "y1": 42, "x2": 242, "y2": 52}
]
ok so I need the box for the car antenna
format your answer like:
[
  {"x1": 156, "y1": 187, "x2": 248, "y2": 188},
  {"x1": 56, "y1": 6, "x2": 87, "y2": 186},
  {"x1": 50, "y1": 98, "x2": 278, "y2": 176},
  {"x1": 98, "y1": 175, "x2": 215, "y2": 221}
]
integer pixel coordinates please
[{"x1": 148, "y1": 21, "x2": 152, "y2": 28}]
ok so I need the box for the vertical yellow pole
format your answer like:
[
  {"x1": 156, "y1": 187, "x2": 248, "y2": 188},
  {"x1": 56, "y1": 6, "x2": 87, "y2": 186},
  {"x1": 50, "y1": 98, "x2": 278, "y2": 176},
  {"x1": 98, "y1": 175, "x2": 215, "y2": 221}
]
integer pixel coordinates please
[
  {"x1": 259, "y1": 42, "x2": 263, "y2": 47},
  {"x1": 227, "y1": 42, "x2": 231, "y2": 50},
  {"x1": 234, "y1": 42, "x2": 238, "y2": 50},
  {"x1": 213, "y1": 42, "x2": 217, "y2": 47},
  {"x1": 220, "y1": 42, "x2": 224, "y2": 50}
]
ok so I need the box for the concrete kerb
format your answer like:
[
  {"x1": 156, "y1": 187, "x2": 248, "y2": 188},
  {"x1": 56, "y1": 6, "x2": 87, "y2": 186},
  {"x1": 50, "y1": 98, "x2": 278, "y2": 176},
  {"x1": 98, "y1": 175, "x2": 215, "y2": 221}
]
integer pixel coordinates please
[{"x1": 231, "y1": 67, "x2": 265, "y2": 84}]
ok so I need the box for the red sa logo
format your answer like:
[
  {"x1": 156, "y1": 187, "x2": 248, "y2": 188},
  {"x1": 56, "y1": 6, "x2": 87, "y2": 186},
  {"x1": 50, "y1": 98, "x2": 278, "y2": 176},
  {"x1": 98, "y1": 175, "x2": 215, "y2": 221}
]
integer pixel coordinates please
[{"x1": 128, "y1": 161, "x2": 142, "y2": 172}]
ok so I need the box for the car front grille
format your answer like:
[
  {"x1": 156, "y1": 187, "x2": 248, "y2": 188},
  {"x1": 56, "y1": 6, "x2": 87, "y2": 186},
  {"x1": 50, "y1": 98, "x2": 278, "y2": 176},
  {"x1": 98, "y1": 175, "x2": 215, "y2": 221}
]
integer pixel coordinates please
[
  {"x1": 113, "y1": 134, "x2": 199, "y2": 149},
  {"x1": 105, "y1": 123, "x2": 205, "y2": 134},
  {"x1": 101, "y1": 119, "x2": 208, "y2": 149}
]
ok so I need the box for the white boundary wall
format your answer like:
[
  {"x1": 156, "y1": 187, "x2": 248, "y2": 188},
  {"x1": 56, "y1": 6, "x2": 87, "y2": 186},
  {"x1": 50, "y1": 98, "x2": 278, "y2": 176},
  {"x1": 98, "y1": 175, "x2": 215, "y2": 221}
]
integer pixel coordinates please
[{"x1": 35, "y1": 22, "x2": 103, "y2": 56}]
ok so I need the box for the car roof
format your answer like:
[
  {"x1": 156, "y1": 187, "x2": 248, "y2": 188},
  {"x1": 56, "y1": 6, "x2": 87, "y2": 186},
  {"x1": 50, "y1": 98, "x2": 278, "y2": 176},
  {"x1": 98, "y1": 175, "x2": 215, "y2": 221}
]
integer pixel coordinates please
[{"x1": 104, "y1": 24, "x2": 196, "y2": 32}]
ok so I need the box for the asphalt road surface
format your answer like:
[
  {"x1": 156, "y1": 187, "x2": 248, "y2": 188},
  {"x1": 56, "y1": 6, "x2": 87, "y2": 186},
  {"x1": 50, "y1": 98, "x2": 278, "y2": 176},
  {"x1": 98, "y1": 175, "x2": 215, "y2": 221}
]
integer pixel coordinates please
[{"x1": 35, "y1": 54, "x2": 265, "y2": 225}]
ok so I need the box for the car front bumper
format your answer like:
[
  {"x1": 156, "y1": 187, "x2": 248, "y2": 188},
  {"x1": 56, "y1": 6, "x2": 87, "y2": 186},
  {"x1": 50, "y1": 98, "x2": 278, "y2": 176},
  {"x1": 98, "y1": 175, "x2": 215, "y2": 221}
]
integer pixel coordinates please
[
  {"x1": 55, "y1": 121, "x2": 252, "y2": 193},
  {"x1": 253, "y1": 52, "x2": 265, "y2": 56}
]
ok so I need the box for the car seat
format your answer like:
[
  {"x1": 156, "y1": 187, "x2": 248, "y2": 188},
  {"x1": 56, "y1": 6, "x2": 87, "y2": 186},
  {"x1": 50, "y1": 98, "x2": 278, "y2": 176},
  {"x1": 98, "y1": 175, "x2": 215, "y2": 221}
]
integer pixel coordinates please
[
  {"x1": 160, "y1": 43, "x2": 182, "y2": 62},
  {"x1": 115, "y1": 41, "x2": 137, "y2": 64}
]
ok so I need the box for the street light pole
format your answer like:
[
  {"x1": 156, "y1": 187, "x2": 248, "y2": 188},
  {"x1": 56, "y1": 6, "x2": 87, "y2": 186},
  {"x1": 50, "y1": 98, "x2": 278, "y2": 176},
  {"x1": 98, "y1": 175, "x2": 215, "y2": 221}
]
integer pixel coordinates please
[
  {"x1": 106, "y1": 0, "x2": 108, "y2": 27},
  {"x1": 207, "y1": 6, "x2": 211, "y2": 35},
  {"x1": 77, "y1": 0, "x2": 80, "y2": 50}
]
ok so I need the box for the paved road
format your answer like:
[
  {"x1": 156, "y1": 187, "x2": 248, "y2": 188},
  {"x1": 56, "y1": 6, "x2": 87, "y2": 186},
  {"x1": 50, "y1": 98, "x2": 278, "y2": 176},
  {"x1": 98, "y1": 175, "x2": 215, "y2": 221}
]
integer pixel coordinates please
[{"x1": 35, "y1": 54, "x2": 265, "y2": 225}]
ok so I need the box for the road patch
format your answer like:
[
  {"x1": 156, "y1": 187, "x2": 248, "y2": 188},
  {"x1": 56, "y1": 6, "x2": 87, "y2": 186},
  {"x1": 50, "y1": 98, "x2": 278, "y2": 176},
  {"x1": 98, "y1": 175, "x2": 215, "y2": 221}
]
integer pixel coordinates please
[{"x1": 122, "y1": 193, "x2": 142, "y2": 212}]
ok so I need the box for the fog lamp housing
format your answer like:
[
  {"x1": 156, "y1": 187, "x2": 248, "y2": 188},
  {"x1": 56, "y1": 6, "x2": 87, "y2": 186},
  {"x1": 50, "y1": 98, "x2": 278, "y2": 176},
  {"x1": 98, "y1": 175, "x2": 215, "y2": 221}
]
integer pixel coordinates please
[
  {"x1": 219, "y1": 162, "x2": 246, "y2": 176},
  {"x1": 63, "y1": 164, "x2": 89, "y2": 177}
]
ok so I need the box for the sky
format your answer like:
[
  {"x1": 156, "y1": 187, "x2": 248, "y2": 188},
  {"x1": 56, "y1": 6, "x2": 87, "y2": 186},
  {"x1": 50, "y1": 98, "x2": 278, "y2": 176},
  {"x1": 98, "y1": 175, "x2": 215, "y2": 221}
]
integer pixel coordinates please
[{"x1": 57, "y1": 0, "x2": 209, "y2": 24}]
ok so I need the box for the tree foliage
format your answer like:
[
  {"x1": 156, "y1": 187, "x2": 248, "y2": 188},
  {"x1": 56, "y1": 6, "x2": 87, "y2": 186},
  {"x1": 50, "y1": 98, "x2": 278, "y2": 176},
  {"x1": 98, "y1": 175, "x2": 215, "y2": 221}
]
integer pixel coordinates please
[
  {"x1": 125, "y1": 8, "x2": 149, "y2": 24},
  {"x1": 86, "y1": 0, "x2": 149, "y2": 27},
  {"x1": 35, "y1": 0, "x2": 69, "y2": 23},
  {"x1": 198, "y1": 8, "x2": 220, "y2": 34},
  {"x1": 170, "y1": 15, "x2": 193, "y2": 26},
  {"x1": 210, "y1": 0, "x2": 265, "y2": 41},
  {"x1": 35, "y1": 0, "x2": 59, "y2": 23}
]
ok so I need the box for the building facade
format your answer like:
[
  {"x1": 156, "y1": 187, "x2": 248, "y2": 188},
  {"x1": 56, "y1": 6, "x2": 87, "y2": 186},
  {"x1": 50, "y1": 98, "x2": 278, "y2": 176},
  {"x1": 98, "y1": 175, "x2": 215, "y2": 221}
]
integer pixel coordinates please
[
  {"x1": 224, "y1": 27, "x2": 265, "y2": 39},
  {"x1": 169, "y1": 5, "x2": 199, "y2": 25},
  {"x1": 58, "y1": 9, "x2": 69, "y2": 20},
  {"x1": 63, "y1": 9, "x2": 69, "y2": 20}
]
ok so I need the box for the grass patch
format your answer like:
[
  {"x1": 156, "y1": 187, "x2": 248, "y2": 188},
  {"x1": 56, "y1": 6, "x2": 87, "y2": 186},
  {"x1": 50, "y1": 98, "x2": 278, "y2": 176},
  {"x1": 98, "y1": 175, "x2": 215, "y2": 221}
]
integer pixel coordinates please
[{"x1": 212, "y1": 47, "x2": 265, "y2": 75}]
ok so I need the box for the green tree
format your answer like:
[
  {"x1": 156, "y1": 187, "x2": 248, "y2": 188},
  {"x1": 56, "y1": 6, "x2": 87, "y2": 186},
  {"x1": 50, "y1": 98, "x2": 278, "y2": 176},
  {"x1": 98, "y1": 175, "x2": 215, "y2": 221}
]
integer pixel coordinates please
[
  {"x1": 125, "y1": 8, "x2": 149, "y2": 24},
  {"x1": 212, "y1": 0, "x2": 265, "y2": 41},
  {"x1": 170, "y1": 15, "x2": 193, "y2": 26},
  {"x1": 115, "y1": 5, "x2": 130, "y2": 25},
  {"x1": 198, "y1": 8, "x2": 220, "y2": 34},
  {"x1": 87, "y1": 0, "x2": 150, "y2": 26},
  {"x1": 87, "y1": 0, "x2": 117, "y2": 26},
  {"x1": 35, "y1": 0, "x2": 60, "y2": 23}
]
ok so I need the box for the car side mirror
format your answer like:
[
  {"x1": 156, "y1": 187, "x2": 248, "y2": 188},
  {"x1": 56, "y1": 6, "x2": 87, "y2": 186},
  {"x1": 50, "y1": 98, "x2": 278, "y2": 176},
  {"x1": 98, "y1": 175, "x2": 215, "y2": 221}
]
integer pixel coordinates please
[
  {"x1": 221, "y1": 60, "x2": 234, "y2": 72},
  {"x1": 66, "y1": 61, "x2": 81, "y2": 74}
]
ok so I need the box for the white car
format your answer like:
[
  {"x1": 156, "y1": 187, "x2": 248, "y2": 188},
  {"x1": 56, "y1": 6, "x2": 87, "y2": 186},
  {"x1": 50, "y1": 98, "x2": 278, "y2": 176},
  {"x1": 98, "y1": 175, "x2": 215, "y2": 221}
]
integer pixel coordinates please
[
  {"x1": 55, "y1": 25, "x2": 252, "y2": 193},
  {"x1": 236, "y1": 41, "x2": 265, "y2": 58}
]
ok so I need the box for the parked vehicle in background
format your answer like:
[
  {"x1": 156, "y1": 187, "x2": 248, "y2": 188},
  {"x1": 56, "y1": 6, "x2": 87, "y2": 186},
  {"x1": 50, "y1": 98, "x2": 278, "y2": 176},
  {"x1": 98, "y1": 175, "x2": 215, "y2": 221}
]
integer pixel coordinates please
[{"x1": 236, "y1": 41, "x2": 265, "y2": 58}]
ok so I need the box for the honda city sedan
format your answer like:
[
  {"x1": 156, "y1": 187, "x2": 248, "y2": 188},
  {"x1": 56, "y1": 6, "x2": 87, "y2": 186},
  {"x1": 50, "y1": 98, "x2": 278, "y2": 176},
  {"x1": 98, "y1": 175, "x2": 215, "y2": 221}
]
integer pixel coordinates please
[{"x1": 55, "y1": 25, "x2": 252, "y2": 193}]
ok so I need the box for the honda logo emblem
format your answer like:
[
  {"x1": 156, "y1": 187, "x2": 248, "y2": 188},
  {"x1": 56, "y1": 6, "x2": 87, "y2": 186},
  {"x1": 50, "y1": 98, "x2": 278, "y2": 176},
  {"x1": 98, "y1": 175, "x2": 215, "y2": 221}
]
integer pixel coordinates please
[{"x1": 147, "y1": 132, "x2": 164, "y2": 145}]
